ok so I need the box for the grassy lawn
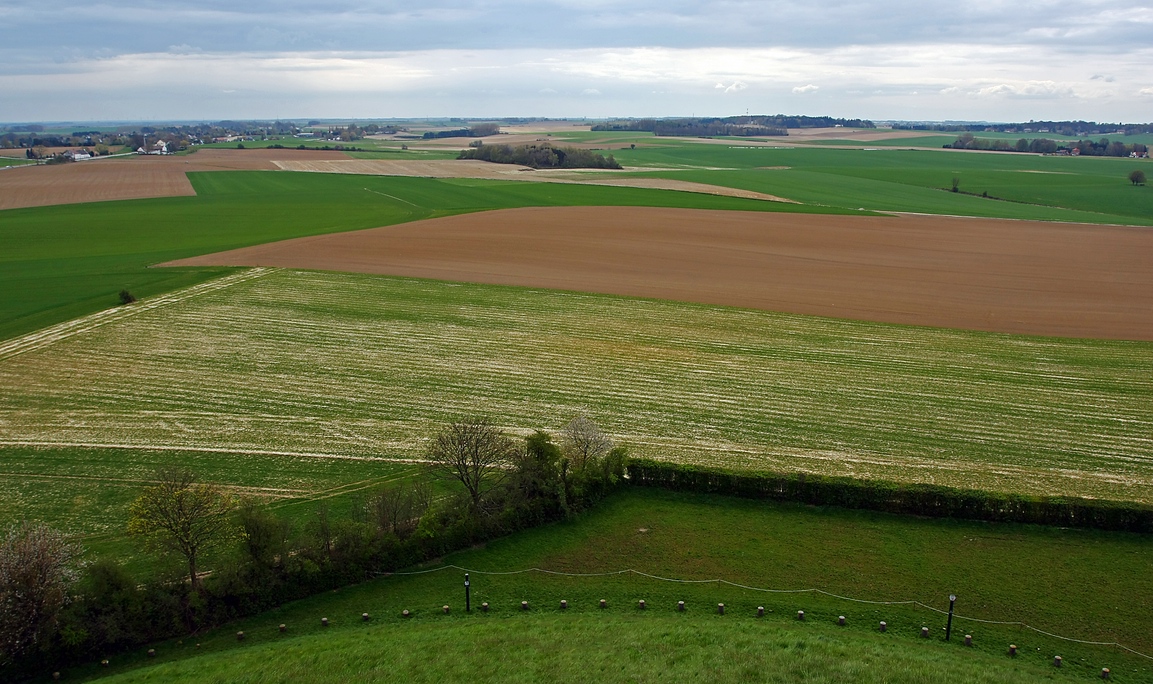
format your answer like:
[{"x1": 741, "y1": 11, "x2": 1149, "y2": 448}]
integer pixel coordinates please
[{"x1": 70, "y1": 488, "x2": 1153, "y2": 682}]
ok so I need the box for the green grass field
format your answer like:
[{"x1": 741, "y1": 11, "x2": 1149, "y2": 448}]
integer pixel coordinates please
[
  {"x1": 0, "y1": 170, "x2": 840, "y2": 342},
  {"x1": 3, "y1": 268, "x2": 1150, "y2": 562},
  {"x1": 68, "y1": 489, "x2": 1153, "y2": 682},
  {"x1": 607, "y1": 143, "x2": 1153, "y2": 223}
]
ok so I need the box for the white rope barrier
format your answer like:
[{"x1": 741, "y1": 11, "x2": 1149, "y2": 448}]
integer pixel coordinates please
[{"x1": 379, "y1": 563, "x2": 1152, "y2": 660}]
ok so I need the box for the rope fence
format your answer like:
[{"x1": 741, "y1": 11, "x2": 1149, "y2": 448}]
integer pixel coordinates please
[{"x1": 381, "y1": 564, "x2": 1152, "y2": 661}]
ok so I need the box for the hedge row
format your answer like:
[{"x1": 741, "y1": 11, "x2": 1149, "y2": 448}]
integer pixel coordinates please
[{"x1": 626, "y1": 459, "x2": 1153, "y2": 533}]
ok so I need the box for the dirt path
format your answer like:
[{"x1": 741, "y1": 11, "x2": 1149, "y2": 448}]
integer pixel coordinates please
[{"x1": 163, "y1": 206, "x2": 1153, "y2": 340}]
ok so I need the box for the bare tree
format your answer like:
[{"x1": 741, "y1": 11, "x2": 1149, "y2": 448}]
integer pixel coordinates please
[
  {"x1": 426, "y1": 418, "x2": 516, "y2": 512},
  {"x1": 127, "y1": 467, "x2": 234, "y2": 589},
  {"x1": 0, "y1": 521, "x2": 81, "y2": 665},
  {"x1": 367, "y1": 480, "x2": 432, "y2": 539},
  {"x1": 561, "y1": 415, "x2": 614, "y2": 470}
]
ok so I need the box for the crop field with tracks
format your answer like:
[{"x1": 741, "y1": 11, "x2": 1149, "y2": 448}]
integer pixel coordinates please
[{"x1": 2, "y1": 267, "x2": 1151, "y2": 550}]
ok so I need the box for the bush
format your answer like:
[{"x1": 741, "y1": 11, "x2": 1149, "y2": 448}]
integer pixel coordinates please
[
  {"x1": 626, "y1": 459, "x2": 1153, "y2": 532},
  {"x1": 117, "y1": 290, "x2": 136, "y2": 305}
]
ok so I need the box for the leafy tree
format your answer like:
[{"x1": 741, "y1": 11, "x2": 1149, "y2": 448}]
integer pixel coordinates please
[
  {"x1": 127, "y1": 468, "x2": 234, "y2": 590},
  {"x1": 118, "y1": 289, "x2": 136, "y2": 305},
  {"x1": 426, "y1": 418, "x2": 516, "y2": 513},
  {"x1": 951, "y1": 176, "x2": 960, "y2": 192},
  {"x1": 0, "y1": 521, "x2": 81, "y2": 666},
  {"x1": 1130, "y1": 169, "x2": 1146, "y2": 186}
]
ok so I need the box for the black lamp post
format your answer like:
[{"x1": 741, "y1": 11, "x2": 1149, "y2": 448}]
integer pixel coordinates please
[{"x1": 945, "y1": 594, "x2": 956, "y2": 641}]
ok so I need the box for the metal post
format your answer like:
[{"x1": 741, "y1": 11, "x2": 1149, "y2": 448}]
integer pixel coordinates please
[
  {"x1": 465, "y1": 573, "x2": 471, "y2": 613},
  {"x1": 946, "y1": 594, "x2": 956, "y2": 641}
]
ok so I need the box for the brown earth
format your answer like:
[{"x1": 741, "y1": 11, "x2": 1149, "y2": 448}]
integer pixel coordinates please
[
  {"x1": 0, "y1": 148, "x2": 350, "y2": 210},
  {"x1": 274, "y1": 159, "x2": 797, "y2": 203},
  {"x1": 163, "y1": 206, "x2": 1153, "y2": 340}
]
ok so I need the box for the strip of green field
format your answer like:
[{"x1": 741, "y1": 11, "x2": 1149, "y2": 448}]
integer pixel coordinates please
[
  {"x1": 2, "y1": 269, "x2": 1150, "y2": 514},
  {"x1": 610, "y1": 144, "x2": 1153, "y2": 223},
  {"x1": 0, "y1": 170, "x2": 844, "y2": 342},
  {"x1": 74, "y1": 489, "x2": 1153, "y2": 682}
]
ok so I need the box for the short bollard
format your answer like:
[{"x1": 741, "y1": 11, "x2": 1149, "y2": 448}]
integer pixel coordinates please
[
  {"x1": 52, "y1": 673, "x2": 60, "y2": 681},
  {"x1": 1054, "y1": 656, "x2": 1062, "y2": 668},
  {"x1": 678, "y1": 601, "x2": 685, "y2": 612},
  {"x1": 964, "y1": 634, "x2": 972, "y2": 647},
  {"x1": 443, "y1": 605, "x2": 450, "y2": 615},
  {"x1": 1008, "y1": 644, "x2": 1017, "y2": 657},
  {"x1": 402, "y1": 610, "x2": 410, "y2": 618},
  {"x1": 797, "y1": 610, "x2": 805, "y2": 621},
  {"x1": 757, "y1": 606, "x2": 765, "y2": 618},
  {"x1": 321, "y1": 617, "x2": 329, "y2": 627},
  {"x1": 921, "y1": 626, "x2": 929, "y2": 638},
  {"x1": 101, "y1": 660, "x2": 109, "y2": 667},
  {"x1": 599, "y1": 599, "x2": 607, "y2": 609},
  {"x1": 362, "y1": 613, "x2": 370, "y2": 622},
  {"x1": 638, "y1": 600, "x2": 646, "y2": 610},
  {"x1": 560, "y1": 600, "x2": 567, "y2": 610},
  {"x1": 147, "y1": 649, "x2": 155, "y2": 658},
  {"x1": 521, "y1": 601, "x2": 529, "y2": 611},
  {"x1": 1102, "y1": 667, "x2": 1111, "y2": 679},
  {"x1": 279, "y1": 624, "x2": 287, "y2": 633},
  {"x1": 717, "y1": 603, "x2": 725, "y2": 615},
  {"x1": 236, "y1": 631, "x2": 245, "y2": 641},
  {"x1": 481, "y1": 602, "x2": 489, "y2": 612},
  {"x1": 838, "y1": 616, "x2": 846, "y2": 626},
  {"x1": 879, "y1": 621, "x2": 887, "y2": 632}
]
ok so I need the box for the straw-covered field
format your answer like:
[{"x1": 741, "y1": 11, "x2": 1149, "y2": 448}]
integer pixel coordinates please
[{"x1": 2, "y1": 267, "x2": 1151, "y2": 523}]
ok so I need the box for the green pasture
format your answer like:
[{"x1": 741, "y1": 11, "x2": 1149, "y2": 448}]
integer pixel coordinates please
[
  {"x1": 607, "y1": 143, "x2": 1153, "y2": 222},
  {"x1": 2, "y1": 268, "x2": 1150, "y2": 535},
  {"x1": 73, "y1": 489, "x2": 1153, "y2": 682},
  {"x1": 0, "y1": 170, "x2": 842, "y2": 341},
  {"x1": 0, "y1": 157, "x2": 36, "y2": 167}
]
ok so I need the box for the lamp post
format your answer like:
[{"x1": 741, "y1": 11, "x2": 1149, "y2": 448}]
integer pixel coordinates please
[
  {"x1": 465, "y1": 573, "x2": 471, "y2": 613},
  {"x1": 946, "y1": 595, "x2": 956, "y2": 641}
]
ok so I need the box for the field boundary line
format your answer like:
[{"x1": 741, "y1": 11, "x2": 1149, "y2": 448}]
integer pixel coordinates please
[
  {"x1": 0, "y1": 440, "x2": 433, "y2": 464},
  {"x1": 380, "y1": 564, "x2": 1152, "y2": 661},
  {"x1": 0, "y1": 267, "x2": 276, "y2": 362}
]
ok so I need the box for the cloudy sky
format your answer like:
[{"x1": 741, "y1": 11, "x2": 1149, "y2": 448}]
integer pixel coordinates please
[{"x1": 2, "y1": 0, "x2": 1151, "y2": 123}]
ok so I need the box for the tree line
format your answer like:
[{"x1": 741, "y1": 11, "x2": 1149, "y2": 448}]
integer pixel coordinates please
[
  {"x1": 0, "y1": 417, "x2": 626, "y2": 679},
  {"x1": 592, "y1": 115, "x2": 875, "y2": 137},
  {"x1": 944, "y1": 132, "x2": 1150, "y2": 157},
  {"x1": 893, "y1": 120, "x2": 1153, "y2": 136},
  {"x1": 422, "y1": 123, "x2": 501, "y2": 139},
  {"x1": 458, "y1": 143, "x2": 622, "y2": 169}
]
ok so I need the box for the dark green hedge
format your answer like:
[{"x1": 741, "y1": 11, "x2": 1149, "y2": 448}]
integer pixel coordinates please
[{"x1": 626, "y1": 459, "x2": 1153, "y2": 533}]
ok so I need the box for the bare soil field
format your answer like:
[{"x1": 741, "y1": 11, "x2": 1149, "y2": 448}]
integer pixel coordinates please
[
  {"x1": 274, "y1": 159, "x2": 796, "y2": 203},
  {"x1": 0, "y1": 148, "x2": 349, "y2": 210},
  {"x1": 164, "y1": 206, "x2": 1153, "y2": 340}
]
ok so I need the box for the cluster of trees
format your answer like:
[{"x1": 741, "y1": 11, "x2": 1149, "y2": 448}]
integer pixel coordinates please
[
  {"x1": 944, "y1": 133, "x2": 1150, "y2": 157},
  {"x1": 592, "y1": 115, "x2": 874, "y2": 136},
  {"x1": 0, "y1": 417, "x2": 626, "y2": 679},
  {"x1": 894, "y1": 120, "x2": 1153, "y2": 137},
  {"x1": 422, "y1": 123, "x2": 501, "y2": 139},
  {"x1": 458, "y1": 143, "x2": 621, "y2": 169}
]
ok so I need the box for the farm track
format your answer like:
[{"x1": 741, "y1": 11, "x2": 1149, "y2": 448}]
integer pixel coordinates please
[
  {"x1": 2, "y1": 270, "x2": 1150, "y2": 503},
  {"x1": 0, "y1": 268, "x2": 274, "y2": 362}
]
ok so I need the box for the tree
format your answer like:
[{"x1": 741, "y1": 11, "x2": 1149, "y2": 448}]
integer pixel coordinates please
[
  {"x1": 118, "y1": 289, "x2": 136, "y2": 305},
  {"x1": 0, "y1": 521, "x2": 81, "y2": 665},
  {"x1": 951, "y1": 176, "x2": 960, "y2": 192},
  {"x1": 1130, "y1": 169, "x2": 1146, "y2": 186},
  {"x1": 560, "y1": 415, "x2": 613, "y2": 470},
  {"x1": 366, "y1": 481, "x2": 431, "y2": 539},
  {"x1": 127, "y1": 468, "x2": 234, "y2": 589},
  {"x1": 426, "y1": 418, "x2": 516, "y2": 513}
]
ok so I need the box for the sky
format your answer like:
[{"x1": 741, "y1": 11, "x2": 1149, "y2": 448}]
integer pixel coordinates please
[{"x1": 2, "y1": 0, "x2": 1151, "y2": 123}]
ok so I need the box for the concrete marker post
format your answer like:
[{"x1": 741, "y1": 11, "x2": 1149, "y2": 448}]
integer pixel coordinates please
[
  {"x1": 838, "y1": 616, "x2": 845, "y2": 626},
  {"x1": 717, "y1": 603, "x2": 725, "y2": 615},
  {"x1": 964, "y1": 634, "x2": 972, "y2": 647},
  {"x1": 797, "y1": 610, "x2": 805, "y2": 621},
  {"x1": 678, "y1": 601, "x2": 685, "y2": 612},
  {"x1": 879, "y1": 621, "x2": 887, "y2": 632}
]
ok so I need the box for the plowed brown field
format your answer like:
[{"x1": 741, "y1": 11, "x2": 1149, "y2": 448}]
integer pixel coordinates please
[
  {"x1": 164, "y1": 206, "x2": 1153, "y2": 340},
  {"x1": 0, "y1": 148, "x2": 349, "y2": 210}
]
